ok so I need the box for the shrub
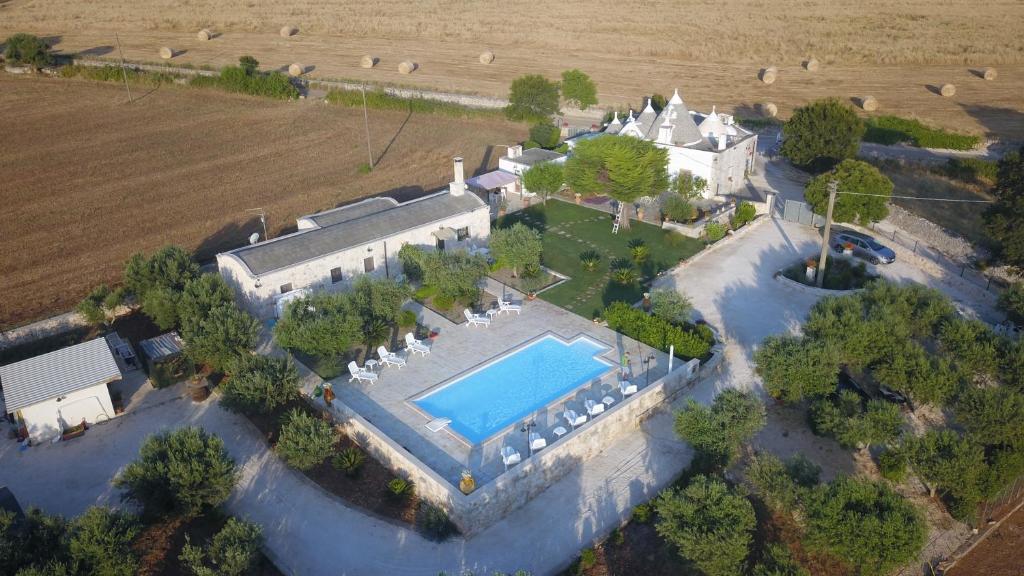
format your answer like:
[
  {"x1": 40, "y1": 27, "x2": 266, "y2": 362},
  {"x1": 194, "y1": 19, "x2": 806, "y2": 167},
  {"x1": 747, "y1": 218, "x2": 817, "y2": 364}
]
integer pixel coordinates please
[
  {"x1": 180, "y1": 517, "x2": 262, "y2": 576},
  {"x1": 732, "y1": 201, "x2": 756, "y2": 228},
  {"x1": 522, "y1": 139, "x2": 540, "y2": 150},
  {"x1": 3, "y1": 33, "x2": 52, "y2": 68},
  {"x1": 433, "y1": 294, "x2": 454, "y2": 311},
  {"x1": 604, "y1": 302, "x2": 711, "y2": 360},
  {"x1": 115, "y1": 427, "x2": 237, "y2": 518},
  {"x1": 61, "y1": 64, "x2": 176, "y2": 86},
  {"x1": 631, "y1": 502, "x2": 653, "y2": 523},
  {"x1": 416, "y1": 504, "x2": 456, "y2": 541},
  {"x1": 324, "y1": 88, "x2": 503, "y2": 119},
  {"x1": 984, "y1": 146, "x2": 1024, "y2": 270},
  {"x1": 68, "y1": 507, "x2": 140, "y2": 576},
  {"x1": 220, "y1": 354, "x2": 300, "y2": 415},
  {"x1": 649, "y1": 289, "x2": 693, "y2": 325},
  {"x1": 675, "y1": 390, "x2": 766, "y2": 467},
  {"x1": 332, "y1": 447, "x2": 366, "y2": 477},
  {"x1": 864, "y1": 116, "x2": 980, "y2": 151},
  {"x1": 398, "y1": 244, "x2": 426, "y2": 282},
  {"x1": 505, "y1": 74, "x2": 560, "y2": 121},
  {"x1": 661, "y1": 194, "x2": 695, "y2": 222},
  {"x1": 998, "y1": 283, "x2": 1024, "y2": 326},
  {"x1": 189, "y1": 66, "x2": 299, "y2": 99},
  {"x1": 753, "y1": 544, "x2": 810, "y2": 576},
  {"x1": 422, "y1": 250, "x2": 488, "y2": 302},
  {"x1": 782, "y1": 98, "x2": 865, "y2": 172},
  {"x1": 579, "y1": 249, "x2": 602, "y2": 271},
  {"x1": 77, "y1": 285, "x2": 126, "y2": 326},
  {"x1": 276, "y1": 409, "x2": 335, "y2": 471},
  {"x1": 673, "y1": 172, "x2": 708, "y2": 200},
  {"x1": 747, "y1": 453, "x2": 809, "y2": 513},
  {"x1": 628, "y1": 238, "x2": 649, "y2": 263},
  {"x1": 878, "y1": 447, "x2": 908, "y2": 482},
  {"x1": 238, "y1": 55, "x2": 259, "y2": 75},
  {"x1": 275, "y1": 292, "x2": 362, "y2": 359},
  {"x1": 610, "y1": 259, "x2": 638, "y2": 285},
  {"x1": 560, "y1": 69, "x2": 597, "y2": 110},
  {"x1": 399, "y1": 309, "x2": 418, "y2": 328},
  {"x1": 529, "y1": 122, "x2": 561, "y2": 149},
  {"x1": 387, "y1": 478, "x2": 414, "y2": 500},
  {"x1": 704, "y1": 221, "x2": 727, "y2": 243},
  {"x1": 578, "y1": 547, "x2": 597, "y2": 570},
  {"x1": 521, "y1": 161, "x2": 565, "y2": 203},
  {"x1": 939, "y1": 157, "x2": 999, "y2": 185}
]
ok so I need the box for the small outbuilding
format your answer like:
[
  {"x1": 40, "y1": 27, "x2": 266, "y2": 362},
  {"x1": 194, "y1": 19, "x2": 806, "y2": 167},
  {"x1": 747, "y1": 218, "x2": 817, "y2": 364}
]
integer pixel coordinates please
[
  {"x1": 138, "y1": 332, "x2": 191, "y2": 388},
  {"x1": 0, "y1": 338, "x2": 122, "y2": 443}
]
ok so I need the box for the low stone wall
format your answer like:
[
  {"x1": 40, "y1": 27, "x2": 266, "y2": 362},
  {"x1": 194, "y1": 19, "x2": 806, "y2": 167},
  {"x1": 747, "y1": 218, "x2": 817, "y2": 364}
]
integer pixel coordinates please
[{"x1": 0, "y1": 305, "x2": 135, "y2": 351}]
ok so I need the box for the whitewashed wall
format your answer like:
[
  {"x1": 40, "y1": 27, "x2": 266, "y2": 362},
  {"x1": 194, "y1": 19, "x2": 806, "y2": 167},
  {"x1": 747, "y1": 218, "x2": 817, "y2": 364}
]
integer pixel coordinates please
[{"x1": 18, "y1": 384, "x2": 115, "y2": 442}]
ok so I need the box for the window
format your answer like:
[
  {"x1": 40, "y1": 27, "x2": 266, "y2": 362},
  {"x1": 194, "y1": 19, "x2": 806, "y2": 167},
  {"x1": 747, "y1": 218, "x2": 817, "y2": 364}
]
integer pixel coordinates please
[
  {"x1": 363, "y1": 256, "x2": 375, "y2": 273},
  {"x1": 279, "y1": 283, "x2": 293, "y2": 294},
  {"x1": 330, "y1": 267, "x2": 343, "y2": 284},
  {"x1": 456, "y1": 226, "x2": 470, "y2": 241}
]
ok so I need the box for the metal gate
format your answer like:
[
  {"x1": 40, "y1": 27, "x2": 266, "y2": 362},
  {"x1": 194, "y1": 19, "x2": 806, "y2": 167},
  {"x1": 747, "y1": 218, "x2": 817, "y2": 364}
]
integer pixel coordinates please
[{"x1": 774, "y1": 199, "x2": 825, "y2": 227}]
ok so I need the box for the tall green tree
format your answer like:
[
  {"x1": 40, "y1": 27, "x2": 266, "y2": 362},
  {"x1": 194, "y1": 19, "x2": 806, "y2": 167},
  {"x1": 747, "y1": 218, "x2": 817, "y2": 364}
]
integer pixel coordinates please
[
  {"x1": 655, "y1": 475, "x2": 756, "y2": 576},
  {"x1": 490, "y1": 223, "x2": 543, "y2": 278},
  {"x1": 3, "y1": 34, "x2": 52, "y2": 68},
  {"x1": 528, "y1": 122, "x2": 561, "y2": 149},
  {"x1": 274, "y1": 292, "x2": 362, "y2": 359},
  {"x1": 521, "y1": 161, "x2": 564, "y2": 204},
  {"x1": 804, "y1": 159, "x2": 893, "y2": 224},
  {"x1": 984, "y1": 146, "x2": 1024, "y2": 270},
  {"x1": 505, "y1": 74, "x2": 560, "y2": 121},
  {"x1": 115, "y1": 427, "x2": 238, "y2": 518},
  {"x1": 185, "y1": 305, "x2": 259, "y2": 371},
  {"x1": 67, "y1": 507, "x2": 139, "y2": 576},
  {"x1": 955, "y1": 387, "x2": 1024, "y2": 449},
  {"x1": 803, "y1": 477, "x2": 925, "y2": 576},
  {"x1": 564, "y1": 135, "x2": 669, "y2": 229},
  {"x1": 422, "y1": 250, "x2": 489, "y2": 302},
  {"x1": 675, "y1": 389, "x2": 766, "y2": 467},
  {"x1": 754, "y1": 335, "x2": 839, "y2": 403},
  {"x1": 781, "y1": 98, "x2": 865, "y2": 173},
  {"x1": 874, "y1": 340, "x2": 957, "y2": 407},
  {"x1": 221, "y1": 354, "x2": 300, "y2": 415},
  {"x1": 809, "y1": 390, "x2": 903, "y2": 450},
  {"x1": 178, "y1": 274, "x2": 236, "y2": 340},
  {"x1": 904, "y1": 430, "x2": 987, "y2": 518},
  {"x1": 560, "y1": 69, "x2": 597, "y2": 110}
]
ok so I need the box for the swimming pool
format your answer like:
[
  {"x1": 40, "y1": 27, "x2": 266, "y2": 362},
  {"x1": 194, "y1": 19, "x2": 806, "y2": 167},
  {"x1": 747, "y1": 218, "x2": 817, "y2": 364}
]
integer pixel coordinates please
[{"x1": 413, "y1": 334, "x2": 614, "y2": 444}]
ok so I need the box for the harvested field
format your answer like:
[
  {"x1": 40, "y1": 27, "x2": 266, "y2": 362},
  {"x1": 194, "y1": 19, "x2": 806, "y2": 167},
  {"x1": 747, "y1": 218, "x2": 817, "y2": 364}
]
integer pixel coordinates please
[
  {"x1": 0, "y1": 74, "x2": 526, "y2": 329},
  {"x1": 948, "y1": 505, "x2": 1024, "y2": 576},
  {"x1": 1, "y1": 1, "x2": 1023, "y2": 139}
]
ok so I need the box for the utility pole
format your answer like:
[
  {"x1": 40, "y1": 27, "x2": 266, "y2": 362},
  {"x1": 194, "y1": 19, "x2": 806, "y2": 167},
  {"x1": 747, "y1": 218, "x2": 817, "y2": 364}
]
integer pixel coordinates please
[
  {"x1": 114, "y1": 33, "x2": 133, "y2": 104},
  {"x1": 816, "y1": 180, "x2": 839, "y2": 288},
  {"x1": 360, "y1": 84, "x2": 374, "y2": 168},
  {"x1": 246, "y1": 208, "x2": 268, "y2": 240}
]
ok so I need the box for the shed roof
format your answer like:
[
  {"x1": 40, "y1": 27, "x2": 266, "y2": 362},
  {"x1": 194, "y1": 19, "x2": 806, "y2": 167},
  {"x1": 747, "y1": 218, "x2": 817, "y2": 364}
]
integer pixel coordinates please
[
  {"x1": 225, "y1": 190, "x2": 487, "y2": 276},
  {"x1": 0, "y1": 338, "x2": 121, "y2": 414},
  {"x1": 139, "y1": 332, "x2": 185, "y2": 362},
  {"x1": 466, "y1": 170, "x2": 518, "y2": 191},
  {"x1": 507, "y1": 148, "x2": 565, "y2": 167}
]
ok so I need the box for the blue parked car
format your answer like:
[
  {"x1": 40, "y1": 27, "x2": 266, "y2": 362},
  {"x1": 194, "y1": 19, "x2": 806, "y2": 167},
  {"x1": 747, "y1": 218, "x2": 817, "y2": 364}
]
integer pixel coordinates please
[{"x1": 831, "y1": 231, "x2": 896, "y2": 265}]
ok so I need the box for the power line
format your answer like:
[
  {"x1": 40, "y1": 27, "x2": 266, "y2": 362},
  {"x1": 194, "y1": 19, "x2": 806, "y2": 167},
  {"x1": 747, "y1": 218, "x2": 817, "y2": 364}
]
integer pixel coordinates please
[{"x1": 837, "y1": 191, "x2": 995, "y2": 203}]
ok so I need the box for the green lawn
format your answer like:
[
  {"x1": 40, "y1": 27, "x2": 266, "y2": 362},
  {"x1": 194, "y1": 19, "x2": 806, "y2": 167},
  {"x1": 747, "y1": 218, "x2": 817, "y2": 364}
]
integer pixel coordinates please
[{"x1": 496, "y1": 200, "x2": 703, "y2": 318}]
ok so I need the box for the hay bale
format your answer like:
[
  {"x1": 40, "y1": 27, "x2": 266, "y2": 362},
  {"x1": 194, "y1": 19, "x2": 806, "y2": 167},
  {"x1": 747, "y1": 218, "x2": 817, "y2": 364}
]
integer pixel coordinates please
[
  {"x1": 288, "y1": 63, "x2": 304, "y2": 77},
  {"x1": 940, "y1": 83, "x2": 956, "y2": 97},
  {"x1": 761, "y1": 102, "x2": 778, "y2": 118},
  {"x1": 280, "y1": 26, "x2": 297, "y2": 38},
  {"x1": 760, "y1": 66, "x2": 777, "y2": 85},
  {"x1": 197, "y1": 29, "x2": 212, "y2": 41},
  {"x1": 360, "y1": 55, "x2": 377, "y2": 68},
  {"x1": 982, "y1": 67, "x2": 997, "y2": 81},
  {"x1": 860, "y1": 95, "x2": 878, "y2": 112},
  {"x1": 479, "y1": 50, "x2": 494, "y2": 64},
  {"x1": 804, "y1": 57, "x2": 820, "y2": 72},
  {"x1": 398, "y1": 60, "x2": 416, "y2": 74},
  {"x1": 158, "y1": 47, "x2": 174, "y2": 60}
]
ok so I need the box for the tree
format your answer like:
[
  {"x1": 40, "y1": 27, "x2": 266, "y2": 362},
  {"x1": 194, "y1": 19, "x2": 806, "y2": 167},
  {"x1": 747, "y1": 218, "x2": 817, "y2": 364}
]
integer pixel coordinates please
[
  {"x1": 874, "y1": 340, "x2": 957, "y2": 407},
  {"x1": 560, "y1": 69, "x2": 597, "y2": 110},
  {"x1": 490, "y1": 223, "x2": 543, "y2": 278},
  {"x1": 124, "y1": 245, "x2": 200, "y2": 329},
  {"x1": 180, "y1": 517, "x2": 262, "y2": 576},
  {"x1": 655, "y1": 475, "x2": 755, "y2": 576},
  {"x1": 809, "y1": 391, "x2": 903, "y2": 450},
  {"x1": 754, "y1": 335, "x2": 839, "y2": 403},
  {"x1": 984, "y1": 146, "x2": 1024, "y2": 270},
  {"x1": 938, "y1": 317, "x2": 1001, "y2": 381},
  {"x1": 275, "y1": 409, "x2": 335, "y2": 471},
  {"x1": 3, "y1": 34, "x2": 52, "y2": 68},
  {"x1": 649, "y1": 289, "x2": 693, "y2": 325},
  {"x1": 274, "y1": 292, "x2": 362, "y2": 359},
  {"x1": 185, "y1": 305, "x2": 259, "y2": 371},
  {"x1": 781, "y1": 98, "x2": 865, "y2": 173},
  {"x1": 804, "y1": 159, "x2": 893, "y2": 224},
  {"x1": 564, "y1": 135, "x2": 669, "y2": 229},
  {"x1": 528, "y1": 122, "x2": 561, "y2": 149},
  {"x1": 673, "y1": 171, "x2": 708, "y2": 200},
  {"x1": 67, "y1": 507, "x2": 139, "y2": 576},
  {"x1": 521, "y1": 161, "x2": 564, "y2": 204},
  {"x1": 505, "y1": 74, "x2": 560, "y2": 121},
  {"x1": 238, "y1": 55, "x2": 259, "y2": 75},
  {"x1": 115, "y1": 427, "x2": 237, "y2": 518},
  {"x1": 349, "y1": 276, "x2": 410, "y2": 335},
  {"x1": 803, "y1": 477, "x2": 925, "y2": 576},
  {"x1": 675, "y1": 390, "x2": 766, "y2": 466},
  {"x1": 747, "y1": 453, "x2": 818, "y2": 514},
  {"x1": 220, "y1": 354, "x2": 299, "y2": 415},
  {"x1": 0, "y1": 508, "x2": 69, "y2": 575},
  {"x1": 954, "y1": 387, "x2": 1024, "y2": 449},
  {"x1": 904, "y1": 430, "x2": 987, "y2": 519},
  {"x1": 422, "y1": 250, "x2": 489, "y2": 302},
  {"x1": 76, "y1": 285, "x2": 126, "y2": 327},
  {"x1": 178, "y1": 274, "x2": 236, "y2": 340},
  {"x1": 998, "y1": 282, "x2": 1024, "y2": 325},
  {"x1": 143, "y1": 286, "x2": 181, "y2": 331}
]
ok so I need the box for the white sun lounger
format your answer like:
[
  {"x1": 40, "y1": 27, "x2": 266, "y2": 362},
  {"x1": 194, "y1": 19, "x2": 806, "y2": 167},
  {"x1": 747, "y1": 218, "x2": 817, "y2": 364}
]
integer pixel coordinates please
[
  {"x1": 585, "y1": 399, "x2": 605, "y2": 417},
  {"x1": 463, "y1": 309, "x2": 491, "y2": 327},
  {"x1": 404, "y1": 332, "x2": 430, "y2": 356},
  {"x1": 620, "y1": 380, "x2": 638, "y2": 397},
  {"x1": 501, "y1": 446, "x2": 522, "y2": 470},
  {"x1": 347, "y1": 361, "x2": 378, "y2": 384},
  {"x1": 529, "y1": 432, "x2": 547, "y2": 452},
  {"x1": 563, "y1": 409, "x2": 588, "y2": 429},
  {"x1": 377, "y1": 346, "x2": 406, "y2": 368},
  {"x1": 498, "y1": 299, "x2": 521, "y2": 315},
  {"x1": 425, "y1": 418, "x2": 451, "y2": 432}
]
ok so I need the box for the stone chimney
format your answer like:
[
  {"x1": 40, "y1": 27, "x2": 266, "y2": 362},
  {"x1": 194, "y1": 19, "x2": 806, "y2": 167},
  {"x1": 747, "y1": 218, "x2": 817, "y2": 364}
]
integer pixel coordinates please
[
  {"x1": 507, "y1": 145, "x2": 523, "y2": 159},
  {"x1": 449, "y1": 157, "x2": 465, "y2": 196}
]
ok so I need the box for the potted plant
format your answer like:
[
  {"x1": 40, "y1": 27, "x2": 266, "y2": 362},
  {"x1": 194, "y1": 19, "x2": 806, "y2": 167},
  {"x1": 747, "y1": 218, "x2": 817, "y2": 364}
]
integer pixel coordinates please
[
  {"x1": 459, "y1": 470, "x2": 476, "y2": 494},
  {"x1": 642, "y1": 292, "x2": 651, "y2": 312},
  {"x1": 574, "y1": 192, "x2": 582, "y2": 205},
  {"x1": 805, "y1": 258, "x2": 818, "y2": 282},
  {"x1": 498, "y1": 200, "x2": 508, "y2": 218},
  {"x1": 521, "y1": 275, "x2": 542, "y2": 300},
  {"x1": 842, "y1": 242, "x2": 854, "y2": 256}
]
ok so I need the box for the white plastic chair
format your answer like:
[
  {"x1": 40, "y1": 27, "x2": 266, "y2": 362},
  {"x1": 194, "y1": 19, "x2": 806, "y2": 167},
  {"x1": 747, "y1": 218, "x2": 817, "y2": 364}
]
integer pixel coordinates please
[
  {"x1": 376, "y1": 346, "x2": 406, "y2": 368},
  {"x1": 404, "y1": 332, "x2": 430, "y2": 356},
  {"x1": 529, "y1": 432, "x2": 547, "y2": 452},
  {"x1": 563, "y1": 409, "x2": 587, "y2": 429},
  {"x1": 585, "y1": 399, "x2": 605, "y2": 417},
  {"x1": 463, "y1": 308, "x2": 491, "y2": 327},
  {"x1": 501, "y1": 446, "x2": 521, "y2": 470},
  {"x1": 620, "y1": 380, "x2": 638, "y2": 398},
  {"x1": 347, "y1": 361, "x2": 378, "y2": 384},
  {"x1": 498, "y1": 299, "x2": 522, "y2": 315}
]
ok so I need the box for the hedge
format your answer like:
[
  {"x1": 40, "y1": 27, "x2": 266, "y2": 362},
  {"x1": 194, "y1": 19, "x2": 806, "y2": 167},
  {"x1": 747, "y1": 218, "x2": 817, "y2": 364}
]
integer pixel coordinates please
[
  {"x1": 190, "y1": 66, "x2": 299, "y2": 99},
  {"x1": 604, "y1": 302, "x2": 712, "y2": 360},
  {"x1": 863, "y1": 116, "x2": 979, "y2": 151},
  {"x1": 324, "y1": 88, "x2": 502, "y2": 119}
]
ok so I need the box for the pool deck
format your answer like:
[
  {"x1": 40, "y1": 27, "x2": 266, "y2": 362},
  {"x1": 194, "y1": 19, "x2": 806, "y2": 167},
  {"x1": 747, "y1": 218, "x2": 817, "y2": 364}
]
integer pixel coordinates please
[{"x1": 331, "y1": 286, "x2": 670, "y2": 486}]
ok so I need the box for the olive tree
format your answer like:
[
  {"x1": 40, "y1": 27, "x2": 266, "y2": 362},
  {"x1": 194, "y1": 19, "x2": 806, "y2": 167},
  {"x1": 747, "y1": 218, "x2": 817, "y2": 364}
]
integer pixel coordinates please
[
  {"x1": 276, "y1": 409, "x2": 336, "y2": 471},
  {"x1": 781, "y1": 98, "x2": 865, "y2": 173},
  {"x1": 521, "y1": 161, "x2": 564, "y2": 204},
  {"x1": 505, "y1": 74, "x2": 560, "y2": 121},
  {"x1": 274, "y1": 292, "x2": 362, "y2": 359},
  {"x1": 490, "y1": 223, "x2": 543, "y2": 278},
  {"x1": 67, "y1": 507, "x2": 140, "y2": 576},
  {"x1": 804, "y1": 159, "x2": 893, "y2": 225},
  {"x1": 220, "y1": 354, "x2": 300, "y2": 415},
  {"x1": 675, "y1": 390, "x2": 766, "y2": 467},
  {"x1": 185, "y1": 305, "x2": 260, "y2": 371},
  {"x1": 560, "y1": 69, "x2": 597, "y2": 110},
  {"x1": 180, "y1": 517, "x2": 262, "y2": 576},
  {"x1": 754, "y1": 335, "x2": 839, "y2": 403},
  {"x1": 3, "y1": 34, "x2": 53, "y2": 68}
]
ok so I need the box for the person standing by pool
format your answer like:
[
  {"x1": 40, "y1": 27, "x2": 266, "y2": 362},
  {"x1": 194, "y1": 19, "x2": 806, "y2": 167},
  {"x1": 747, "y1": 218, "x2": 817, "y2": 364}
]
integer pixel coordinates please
[{"x1": 621, "y1": 351, "x2": 632, "y2": 378}]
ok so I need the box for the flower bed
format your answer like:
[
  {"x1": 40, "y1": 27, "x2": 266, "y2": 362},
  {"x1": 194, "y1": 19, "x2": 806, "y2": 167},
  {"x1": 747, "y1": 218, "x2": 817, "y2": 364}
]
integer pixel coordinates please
[{"x1": 781, "y1": 257, "x2": 878, "y2": 291}]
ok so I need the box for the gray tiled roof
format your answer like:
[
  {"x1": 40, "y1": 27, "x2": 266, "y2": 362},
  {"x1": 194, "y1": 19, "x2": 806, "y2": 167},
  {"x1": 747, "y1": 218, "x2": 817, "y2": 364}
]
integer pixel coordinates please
[
  {"x1": 305, "y1": 197, "x2": 399, "y2": 228},
  {"x1": 227, "y1": 191, "x2": 487, "y2": 275},
  {"x1": 508, "y1": 148, "x2": 565, "y2": 167},
  {"x1": 0, "y1": 338, "x2": 121, "y2": 413}
]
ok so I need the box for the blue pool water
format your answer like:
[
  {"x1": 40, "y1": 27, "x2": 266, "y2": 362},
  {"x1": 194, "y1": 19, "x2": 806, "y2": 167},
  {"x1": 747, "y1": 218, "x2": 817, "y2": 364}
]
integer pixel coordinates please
[{"x1": 413, "y1": 335, "x2": 614, "y2": 444}]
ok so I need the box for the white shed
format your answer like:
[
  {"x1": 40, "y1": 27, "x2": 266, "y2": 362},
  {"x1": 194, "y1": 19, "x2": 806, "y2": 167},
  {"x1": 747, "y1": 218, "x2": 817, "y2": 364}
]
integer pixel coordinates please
[{"x1": 0, "y1": 338, "x2": 122, "y2": 443}]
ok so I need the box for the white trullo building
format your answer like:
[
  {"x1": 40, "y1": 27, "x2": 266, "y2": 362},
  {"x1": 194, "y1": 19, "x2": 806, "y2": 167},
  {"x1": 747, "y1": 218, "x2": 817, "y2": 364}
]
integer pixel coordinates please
[{"x1": 604, "y1": 89, "x2": 758, "y2": 199}]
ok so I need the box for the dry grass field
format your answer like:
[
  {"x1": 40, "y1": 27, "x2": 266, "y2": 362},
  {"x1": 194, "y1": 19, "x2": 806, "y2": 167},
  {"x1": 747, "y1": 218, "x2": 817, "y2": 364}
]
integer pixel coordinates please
[
  {"x1": 0, "y1": 74, "x2": 526, "y2": 329},
  {"x1": 2, "y1": 1, "x2": 1023, "y2": 139}
]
